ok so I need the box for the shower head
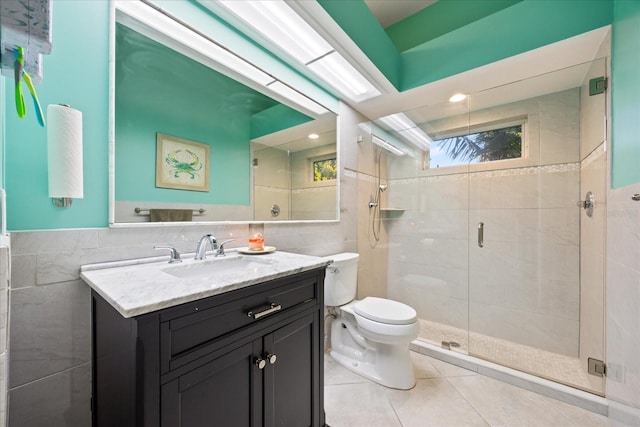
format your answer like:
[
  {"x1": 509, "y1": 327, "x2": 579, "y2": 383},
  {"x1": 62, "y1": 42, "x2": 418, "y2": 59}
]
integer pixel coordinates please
[{"x1": 379, "y1": 184, "x2": 388, "y2": 192}]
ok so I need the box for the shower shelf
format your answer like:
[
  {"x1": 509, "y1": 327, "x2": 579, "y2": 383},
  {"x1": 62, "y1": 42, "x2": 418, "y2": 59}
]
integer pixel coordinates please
[{"x1": 380, "y1": 208, "x2": 405, "y2": 216}]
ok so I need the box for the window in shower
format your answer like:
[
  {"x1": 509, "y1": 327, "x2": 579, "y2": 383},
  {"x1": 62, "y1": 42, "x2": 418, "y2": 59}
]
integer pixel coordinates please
[{"x1": 429, "y1": 121, "x2": 524, "y2": 168}]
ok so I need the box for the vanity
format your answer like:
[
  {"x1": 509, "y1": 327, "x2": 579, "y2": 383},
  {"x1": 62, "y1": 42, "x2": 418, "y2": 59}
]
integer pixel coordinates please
[{"x1": 81, "y1": 250, "x2": 329, "y2": 427}]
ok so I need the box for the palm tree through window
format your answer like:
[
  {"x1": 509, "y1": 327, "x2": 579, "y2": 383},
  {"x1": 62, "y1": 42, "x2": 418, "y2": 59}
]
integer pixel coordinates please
[{"x1": 430, "y1": 124, "x2": 522, "y2": 168}]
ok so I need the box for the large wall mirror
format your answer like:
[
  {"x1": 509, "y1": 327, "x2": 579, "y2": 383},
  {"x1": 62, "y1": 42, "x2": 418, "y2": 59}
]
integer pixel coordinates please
[{"x1": 109, "y1": 2, "x2": 338, "y2": 225}]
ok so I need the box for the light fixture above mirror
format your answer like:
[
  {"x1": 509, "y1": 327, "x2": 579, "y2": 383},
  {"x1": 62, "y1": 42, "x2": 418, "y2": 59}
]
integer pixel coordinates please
[{"x1": 204, "y1": 0, "x2": 381, "y2": 103}]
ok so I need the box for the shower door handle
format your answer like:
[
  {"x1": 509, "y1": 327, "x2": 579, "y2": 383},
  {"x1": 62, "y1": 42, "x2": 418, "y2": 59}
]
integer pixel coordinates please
[{"x1": 477, "y1": 222, "x2": 484, "y2": 248}]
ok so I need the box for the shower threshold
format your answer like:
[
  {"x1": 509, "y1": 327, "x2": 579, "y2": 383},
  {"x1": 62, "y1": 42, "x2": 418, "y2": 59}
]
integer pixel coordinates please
[{"x1": 411, "y1": 321, "x2": 608, "y2": 416}]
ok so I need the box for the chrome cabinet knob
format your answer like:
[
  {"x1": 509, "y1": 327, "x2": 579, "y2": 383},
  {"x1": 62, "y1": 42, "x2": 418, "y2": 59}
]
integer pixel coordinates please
[
  {"x1": 267, "y1": 353, "x2": 277, "y2": 365},
  {"x1": 255, "y1": 358, "x2": 266, "y2": 370}
]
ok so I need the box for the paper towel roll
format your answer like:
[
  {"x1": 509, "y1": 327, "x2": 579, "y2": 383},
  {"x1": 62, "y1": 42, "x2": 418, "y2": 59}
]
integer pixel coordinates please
[{"x1": 47, "y1": 104, "x2": 83, "y2": 198}]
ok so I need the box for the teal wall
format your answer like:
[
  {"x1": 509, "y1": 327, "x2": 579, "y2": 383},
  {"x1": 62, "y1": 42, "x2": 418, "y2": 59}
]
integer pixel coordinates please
[
  {"x1": 320, "y1": 0, "x2": 612, "y2": 92},
  {"x1": 1, "y1": 78, "x2": 4, "y2": 190},
  {"x1": 250, "y1": 104, "x2": 312, "y2": 140},
  {"x1": 4, "y1": 0, "x2": 110, "y2": 231},
  {"x1": 386, "y1": 0, "x2": 523, "y2": 53},
  {"x1": 611, "y1": 0, "x2": 640, "y2": 188},
  {"x1": 401, "y1": 0, "x2": 612, "y2": 91}
]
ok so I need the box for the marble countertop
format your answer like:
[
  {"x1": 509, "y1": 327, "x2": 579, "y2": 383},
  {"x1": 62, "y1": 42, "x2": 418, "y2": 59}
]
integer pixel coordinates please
[{"x1": 80, "y1": 250, "x2": 331, "y2": 318}]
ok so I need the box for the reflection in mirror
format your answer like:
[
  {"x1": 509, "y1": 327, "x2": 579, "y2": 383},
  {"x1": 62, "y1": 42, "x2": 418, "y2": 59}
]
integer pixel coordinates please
[
  {"x1": 252, "y1": 116, "x2": 337, "y2": 221},
  {"x1": 111, "y1": 5, "x2": 337, "y2": 224}
]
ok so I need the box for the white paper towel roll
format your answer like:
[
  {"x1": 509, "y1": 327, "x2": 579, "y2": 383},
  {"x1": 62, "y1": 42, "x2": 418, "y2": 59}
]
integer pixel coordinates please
[{"x1": 47, "y1": 104, "x2": 83, "y2": 199}]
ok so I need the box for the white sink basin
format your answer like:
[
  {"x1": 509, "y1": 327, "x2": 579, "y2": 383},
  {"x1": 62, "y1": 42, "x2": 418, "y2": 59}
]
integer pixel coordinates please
[{"x1": 163, "y1": 255, "x2": 276, "y2": 279}]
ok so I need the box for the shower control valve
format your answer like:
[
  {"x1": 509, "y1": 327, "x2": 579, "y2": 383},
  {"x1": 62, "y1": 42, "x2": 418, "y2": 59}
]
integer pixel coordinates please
[{"x1": 577, "y1": 191, "x2": 594, "y2": 217}]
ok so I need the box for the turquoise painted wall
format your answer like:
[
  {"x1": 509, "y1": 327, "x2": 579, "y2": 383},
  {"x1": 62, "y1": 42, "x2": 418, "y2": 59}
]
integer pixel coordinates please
[
  {"x1": 611, "y1": 0, "x2": 640, "y2": 188},
  {"x1": 4, "y1": 0, "x2": 110, "y2": 231},
  {"x1": 386, "y1": 0, "x2": 522, "y2": 53},
  {"x1": 250, "y1": 104, "x2": 312, "y2": 140},
  {"x1": 1, "y1": 78, "x2": 5, "y2": 190},
  {"x1": 400, "y1": 0, "x2": 613, "y2": 91},
  {"x1": 320, "y1": 0, "x2": 612, "y2": 92}
]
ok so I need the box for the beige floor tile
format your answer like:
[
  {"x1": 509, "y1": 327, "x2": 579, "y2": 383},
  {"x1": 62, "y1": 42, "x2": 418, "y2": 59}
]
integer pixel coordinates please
[
  {"x1": 411, "y1": 351, "x2": 442, "y2": 379},
  {"x1": 324, "y1": 350, "x2": 608, "y2": 427},
  {"x1": 386, "y1": 378, "x2": 490, "y2": 427},
  {"x1": 324, "y1": 352, "x2": 372, "y2": 386},
  {"x1": 324, "y1": 382, "x2": 402, "y2": 427},
  {"x1": 448, "y1": 375, "x2": 612, "y2": 427}
]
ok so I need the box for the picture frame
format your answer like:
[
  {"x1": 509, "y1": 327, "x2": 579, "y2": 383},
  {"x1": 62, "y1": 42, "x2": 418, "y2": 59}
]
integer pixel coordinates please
[{"x1": 156, "y1": 133, "x2": 210, "y2": 192}]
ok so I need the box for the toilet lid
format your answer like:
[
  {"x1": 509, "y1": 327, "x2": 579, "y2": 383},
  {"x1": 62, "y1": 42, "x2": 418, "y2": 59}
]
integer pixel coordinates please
[{"x1": 353, "y1": 297, "x2": 417, "y2": 325}]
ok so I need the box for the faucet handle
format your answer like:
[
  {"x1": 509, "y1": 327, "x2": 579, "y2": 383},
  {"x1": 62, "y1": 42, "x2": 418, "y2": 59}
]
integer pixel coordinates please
[
  {"x1": 216, "y1": 239, "x2": 236, "y2": 257},
  {"x1": 154, "y1": 245, "x2": 182, "y2": 263}
]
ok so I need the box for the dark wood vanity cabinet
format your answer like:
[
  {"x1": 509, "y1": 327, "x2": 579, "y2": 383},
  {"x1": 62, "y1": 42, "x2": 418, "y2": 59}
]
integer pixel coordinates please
[{"x1": 91, "y1": 268, "x2": 326, "y2": 427}]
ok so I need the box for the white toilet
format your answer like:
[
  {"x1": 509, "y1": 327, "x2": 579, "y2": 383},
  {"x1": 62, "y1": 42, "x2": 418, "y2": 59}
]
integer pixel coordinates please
[{"x1": 324, "y1": 253, "x2": 419, "y2": 389}]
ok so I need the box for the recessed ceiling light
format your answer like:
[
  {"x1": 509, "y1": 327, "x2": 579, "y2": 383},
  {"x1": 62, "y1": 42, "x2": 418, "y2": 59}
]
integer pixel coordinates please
[
  {"x1": 449, "y1": 93, "x2": 467, "y2": 103},
  {"x1": 308, "y1": 133, "x2": 319, "y2": 139}
]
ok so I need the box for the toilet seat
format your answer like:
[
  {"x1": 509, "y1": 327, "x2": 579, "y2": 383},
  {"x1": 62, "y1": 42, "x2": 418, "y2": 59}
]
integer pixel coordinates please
[{"x1": 354, "y1": 297, "x2": 417, "y2": 325}]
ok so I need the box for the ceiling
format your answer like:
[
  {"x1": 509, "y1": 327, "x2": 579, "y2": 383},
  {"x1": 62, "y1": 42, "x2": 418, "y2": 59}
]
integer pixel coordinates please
[
  {"x1": 300, "y1": 1, "x2": 610, "y2": 120},
  {"x1": 364, "y1": 0, "x2": 436, "y2": 28}
]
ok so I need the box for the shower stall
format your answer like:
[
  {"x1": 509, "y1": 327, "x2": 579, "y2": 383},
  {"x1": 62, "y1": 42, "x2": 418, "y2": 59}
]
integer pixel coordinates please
[{"x1": 361, "y1": 55, "x2": 609, "y2": 396}]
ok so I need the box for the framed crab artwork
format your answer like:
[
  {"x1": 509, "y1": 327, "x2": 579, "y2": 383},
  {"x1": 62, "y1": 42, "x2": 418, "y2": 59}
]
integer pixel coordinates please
[{"x1": 155, "y1": 133, "x2": 210, "y2": 192}]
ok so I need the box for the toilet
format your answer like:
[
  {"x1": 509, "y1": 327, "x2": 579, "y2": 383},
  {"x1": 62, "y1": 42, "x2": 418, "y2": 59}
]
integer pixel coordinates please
[{"x1": 324, "y1": 253, "x2": 419, "y2": 389}]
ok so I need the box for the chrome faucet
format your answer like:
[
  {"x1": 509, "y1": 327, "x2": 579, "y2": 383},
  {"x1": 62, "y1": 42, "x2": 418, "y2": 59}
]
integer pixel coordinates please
[
  {"x1": 195, "y1": 234, "x2": 217, "y2": 260},
  {"x1": 215, "y1": 239, "x2": 236, "y2": 257},
  {"x1": 154, "y1": 245, "x2": 182, "y2": 263}
]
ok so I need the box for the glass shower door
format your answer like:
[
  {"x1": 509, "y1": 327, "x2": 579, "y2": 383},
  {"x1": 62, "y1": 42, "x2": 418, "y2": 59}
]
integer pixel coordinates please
[
  {"x1": 381, "y1": 99, "x2": 472, "y2": 355},
  {"x1": 466, "y1": 59, "x2": 607, "y2": 395}
]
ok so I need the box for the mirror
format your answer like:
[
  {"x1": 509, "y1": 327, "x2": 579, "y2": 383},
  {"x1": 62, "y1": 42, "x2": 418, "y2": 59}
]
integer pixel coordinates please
[
  {"x1": 110, "y1": 6, "x2": 338, "y2": 224},
  {"x1": 252, "y1": 115, "x2": 337, "y2": 221}
]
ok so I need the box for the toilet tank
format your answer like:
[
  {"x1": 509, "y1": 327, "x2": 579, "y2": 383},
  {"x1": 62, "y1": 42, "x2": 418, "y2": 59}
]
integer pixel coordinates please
[{"x1": 323, "y1": 253, "x2": 359, "y2": 306}]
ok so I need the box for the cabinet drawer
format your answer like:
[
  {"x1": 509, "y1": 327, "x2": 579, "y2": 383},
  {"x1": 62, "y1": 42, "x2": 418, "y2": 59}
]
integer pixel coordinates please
[{"x1": 161, "y1": 271, "x2": 320, "y2": 373}]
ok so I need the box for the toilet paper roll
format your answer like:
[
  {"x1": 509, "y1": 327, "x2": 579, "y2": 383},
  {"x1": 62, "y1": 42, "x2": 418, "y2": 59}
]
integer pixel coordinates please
[{"x1": 47, "y1": 104, "x2": 83, "y2": 198}]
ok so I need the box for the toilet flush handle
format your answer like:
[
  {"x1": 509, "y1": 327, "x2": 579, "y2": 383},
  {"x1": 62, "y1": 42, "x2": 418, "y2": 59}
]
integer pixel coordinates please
[{"x1": 327, "y1": 267, "x2": 339, "y2": 275}]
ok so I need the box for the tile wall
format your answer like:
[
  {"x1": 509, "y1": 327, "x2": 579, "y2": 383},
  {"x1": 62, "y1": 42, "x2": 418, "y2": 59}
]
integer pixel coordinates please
[
  {"x1": 605, "y1": 179, "x2": 640, "y2": 425},
  {"x1": 254, "y1": 142, "x2": 291, "y2": 221},
  {"x1": 354, "y1": 127, "x2": 390, "y2": 300},
  {"x1": 254, "y1": 142, "x2": 338, "y2": 221},
  {"x1": 1, "y1": 245, "x2": 9, "y2": 427},
  {"x1": 290, "y1": 144, "x2": 338, "y2": 221}
]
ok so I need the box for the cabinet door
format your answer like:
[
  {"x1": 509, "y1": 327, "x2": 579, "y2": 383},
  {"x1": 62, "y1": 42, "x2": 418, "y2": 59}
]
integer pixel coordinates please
[
  {"x1": 264, "y1": 312, "x2": 321, "y2": 427},
  {"x1": 161, "y1": 340, "x2": 263, "y2": 427}
]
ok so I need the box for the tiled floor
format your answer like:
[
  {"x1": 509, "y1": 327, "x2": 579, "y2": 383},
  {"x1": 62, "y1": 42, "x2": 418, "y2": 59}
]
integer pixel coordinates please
[
  {"x1": 418, "y1": 319, "x2": 601, "y2": 393},
  {"x1": 324, "y1": 351, "x2": 612, "y2": 427}
]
